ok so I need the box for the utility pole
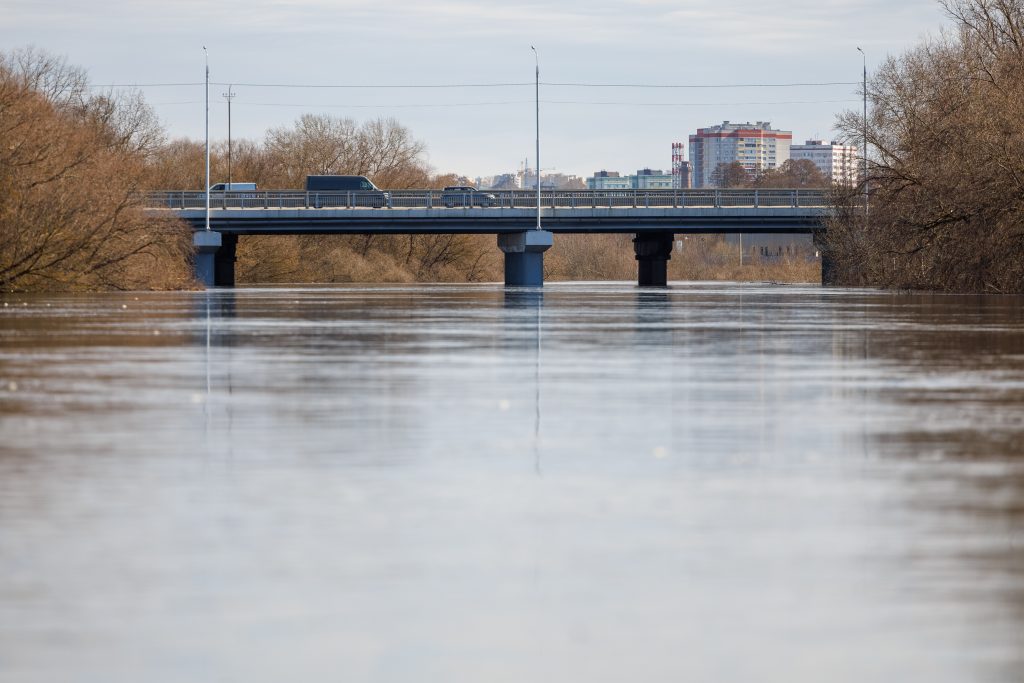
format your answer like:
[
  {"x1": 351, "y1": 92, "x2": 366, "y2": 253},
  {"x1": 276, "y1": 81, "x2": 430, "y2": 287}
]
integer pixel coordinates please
[
  {"x1": 203, "y1": 47, "x2": 210, "y2": 232},
  {"x1": 222, "y1": 85, "x2": 235, "y2": 186},
  {"x1": 532, "y1": 46, "x2": 541, "y2": 230},
  {"x1": 857, "y1": 47, "x2": 868, "y2": 217}
]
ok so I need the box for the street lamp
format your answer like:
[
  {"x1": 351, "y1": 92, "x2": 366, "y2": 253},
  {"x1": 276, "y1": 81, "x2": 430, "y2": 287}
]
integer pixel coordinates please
[
  {"x1": 203, "y1": 46, "x2": 210, "y2": 232},
  {"x1": 857, "y1": 47, "x2": 868, "y2": 217},
  {"x1": 531, "y1": 45, "x2": 541, "y2": 230},
  {"x1": 222, "y1": 85, "x2": 235, "y2": 187}
]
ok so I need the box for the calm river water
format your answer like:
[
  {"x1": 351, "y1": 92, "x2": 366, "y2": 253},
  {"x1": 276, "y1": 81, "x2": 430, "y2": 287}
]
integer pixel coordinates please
[{"x1": 1, "y1": 283, "x2": 1023, "y2": 682}]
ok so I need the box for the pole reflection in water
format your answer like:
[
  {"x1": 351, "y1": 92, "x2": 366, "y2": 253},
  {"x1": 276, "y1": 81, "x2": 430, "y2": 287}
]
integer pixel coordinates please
[
  {"x1": 197, "y1": 289, "x2": 238, "y2": 452},
  {"x1": 504, "y1": 288, "x2": 544, "y2": 476}
]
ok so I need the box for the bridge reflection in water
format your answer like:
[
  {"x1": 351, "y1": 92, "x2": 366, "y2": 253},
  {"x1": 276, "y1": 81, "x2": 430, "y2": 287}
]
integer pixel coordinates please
[{"x1": 148, "y1": 189, "x2": 830, "y2": 288}]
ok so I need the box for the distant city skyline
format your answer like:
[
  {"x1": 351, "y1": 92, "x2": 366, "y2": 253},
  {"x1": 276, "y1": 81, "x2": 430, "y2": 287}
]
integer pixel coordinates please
[{"x1": 2, "y1": 0, "x2": 949, "y2": 179}]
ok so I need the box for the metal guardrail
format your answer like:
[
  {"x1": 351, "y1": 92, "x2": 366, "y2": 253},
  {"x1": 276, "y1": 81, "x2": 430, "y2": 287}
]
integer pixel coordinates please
[{"x1": 147, "y1": 188, "x2": 831, "y2": 211}]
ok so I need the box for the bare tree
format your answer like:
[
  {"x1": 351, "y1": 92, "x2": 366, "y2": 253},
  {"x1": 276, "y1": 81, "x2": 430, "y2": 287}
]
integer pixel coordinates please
[
  {"x1": 827, "y1": 0, "x2": 1024, "y2": 292},
  {"x1": 753, "y1": 159, "x2": 829, "y2": 188},
  {"x1": 0, "y1": 48, "x2": 191, "y2": 292},
  {"x1": 710, "y1": 162, "x2": 750, "y2": 188}
]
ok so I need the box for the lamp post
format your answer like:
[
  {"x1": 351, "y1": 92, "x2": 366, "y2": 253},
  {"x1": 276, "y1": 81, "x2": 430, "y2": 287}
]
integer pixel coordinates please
[
  {"x1": 203, "y1": 47, "x2": 210, "y2": 232},
  {"x1": 857, "y1": 47, "x2": 868, "y2": 217},
  {"x1": 222, "y1": 85, "x2": 235, "y2": 187},
  {"x1": 531, "y1": 45, "x2": 541, "y2": 230}
]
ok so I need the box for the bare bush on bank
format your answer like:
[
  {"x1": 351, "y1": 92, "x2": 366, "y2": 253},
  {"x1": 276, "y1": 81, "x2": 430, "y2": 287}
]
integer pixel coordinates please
[
  {"x1": 542, "y1": 234, "x2": 819, "y2": 284},
  {"x1": 827, "y1": 0, "x2": 1024, "y2": 292},
  {"x1": 0, "y1": 48, "x2": 192, "y2": 292}
]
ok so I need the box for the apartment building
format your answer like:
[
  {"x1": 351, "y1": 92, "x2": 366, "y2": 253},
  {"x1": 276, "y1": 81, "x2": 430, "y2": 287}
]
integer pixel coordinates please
[
  {"x1": 790, "y1": 139, "x2": 860, "y2": 185},
  {"x1": 689, "y1": 121, "x2": 792, "y2": 187}
]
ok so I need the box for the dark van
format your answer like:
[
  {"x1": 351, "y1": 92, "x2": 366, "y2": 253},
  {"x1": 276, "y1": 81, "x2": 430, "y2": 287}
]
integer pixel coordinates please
[{"x1": 305, "y1": 175, "x2": 391, "y2": 208}]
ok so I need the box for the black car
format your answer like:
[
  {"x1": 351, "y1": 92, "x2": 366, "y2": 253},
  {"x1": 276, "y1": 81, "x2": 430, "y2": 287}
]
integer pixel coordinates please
[
  {"x1": 440, "y1": 186, "x2": 497, "y2": 208},
  {"x1": 305, "y1": 175, "x2": 392, "y2": 208}
]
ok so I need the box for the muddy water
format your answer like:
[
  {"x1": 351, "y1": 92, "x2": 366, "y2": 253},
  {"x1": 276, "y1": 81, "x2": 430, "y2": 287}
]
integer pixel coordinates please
[{"x1": 1, "y1": 283, "x2": 1022, "y2": 682}]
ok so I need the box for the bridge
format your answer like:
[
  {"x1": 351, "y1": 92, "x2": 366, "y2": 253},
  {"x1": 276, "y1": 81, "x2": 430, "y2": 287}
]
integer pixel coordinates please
[{"x1": 148, "y1": 188, "x2": 831, "y2": 287}]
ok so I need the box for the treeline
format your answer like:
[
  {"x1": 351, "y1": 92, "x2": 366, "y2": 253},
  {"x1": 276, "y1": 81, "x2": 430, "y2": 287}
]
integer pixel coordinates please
[
  {"x1": 547, "y1": 234, "x2": 819, "y2": 283},
  {"x1": 709, "y1": 159, "x2": 830, "y2": 189},
  {"x1": 0, "y1": 48, "x2": 193, "y2": 291},
  {"x1": 826, "y1": 0, "x2": 1024, "y2": 292}
]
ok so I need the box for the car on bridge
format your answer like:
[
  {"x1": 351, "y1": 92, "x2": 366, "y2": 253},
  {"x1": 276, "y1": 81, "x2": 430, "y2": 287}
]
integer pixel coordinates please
[
  {"x1": 204, "y1": 182, "x2": 260, "y2": 206},
  {"x1": 210, "y1": 182, "x2": 258, "y2": 192},
  {"x1": 440, "y1": 186, "x2": 497, "y2": 208},
  {"x1": 305, "y1": 175, "x2": 392, "y2": 208}
]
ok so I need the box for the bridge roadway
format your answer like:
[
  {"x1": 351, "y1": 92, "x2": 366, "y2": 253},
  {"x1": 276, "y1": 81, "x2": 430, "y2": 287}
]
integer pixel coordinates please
[{"x1": 149, "y1": 189, "x2": 831, "y2": 287}]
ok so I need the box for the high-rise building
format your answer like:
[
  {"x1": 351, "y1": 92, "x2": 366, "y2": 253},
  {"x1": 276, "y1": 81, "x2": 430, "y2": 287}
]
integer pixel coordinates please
[
  {"x1": 689, "y1": 121, "x2": 792, "y2": 187},
  {"x1": 790, "y1": 140, "x2": 859, "y2": 186}
]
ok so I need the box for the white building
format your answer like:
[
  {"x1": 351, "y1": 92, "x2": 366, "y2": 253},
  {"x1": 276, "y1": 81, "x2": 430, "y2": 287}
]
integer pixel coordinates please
[
  {"x1": 790, "y1": 140, "x2": 859, "y2": 186},
  {"x1": 587, "y1": 171, "x2": 630, "y2": 190},
  {"x1": 633, "y1": 168, "x2": 675, "y2": 189},
  {"x1": 689, "y1": 121, "x2": 792, "y2": 187},
  {"x1": 586, "y1": 169, "x2": 674, "y2": 190}
]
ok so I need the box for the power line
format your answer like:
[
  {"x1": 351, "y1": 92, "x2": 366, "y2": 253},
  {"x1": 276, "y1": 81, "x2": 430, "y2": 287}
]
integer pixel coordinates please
[
  {"x1": 89, "y1": 82, "x2": 532, "y2": 89},
  {"x1": 152, "y1": 98, "x2": 857, "y2": 108},
  {"x1": 247, "y1": 100, "x2": 530, "y2": 108},
  {"x1": 543, "y1": 81, "x2": 859, "y2": 88},
  {"x1": 229, "y1": 82, "x2": 534, "y2": 89},
  {"x1": 91, "y1": 79, "x2": 859, "y2": 90},
  {"x1": 545, "y1": 98, "x2": 858, "y2": 106},
  {"x1": 89, "y1": 83, "x2": 205, "y2": 88}
]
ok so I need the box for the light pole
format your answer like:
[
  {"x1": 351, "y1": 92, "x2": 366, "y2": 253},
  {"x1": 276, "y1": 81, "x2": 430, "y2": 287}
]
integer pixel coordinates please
[
  {"x1": 857, "y1": 47, "x2": 868, "y2": 217},
  {"x1": 222, "y1": 85, "x2": 235, "y2": 187},
  {"x1": 203, "y1": 46, "x2": 210, "y2": 232},
  {"x1": 531, "y1": 45, "x2": 541, "y2": 230}
]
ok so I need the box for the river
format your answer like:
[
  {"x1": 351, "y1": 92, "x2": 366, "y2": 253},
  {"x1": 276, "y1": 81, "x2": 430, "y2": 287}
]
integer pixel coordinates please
[{"x1": 1, "y1": 283, "x2": 1022, "y2": 682}]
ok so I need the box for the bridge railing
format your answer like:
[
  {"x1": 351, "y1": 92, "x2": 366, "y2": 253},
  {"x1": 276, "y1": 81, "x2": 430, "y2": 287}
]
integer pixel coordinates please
[{"x1": 147, "y1": 188, "x2": 831, "y2": 210}]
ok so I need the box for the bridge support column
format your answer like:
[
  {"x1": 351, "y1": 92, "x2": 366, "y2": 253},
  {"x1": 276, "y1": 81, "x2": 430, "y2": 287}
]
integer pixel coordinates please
[
  {"x1": 499, "y1": 230, "x2": 553, "y2": 287},
  {"x1": 633, "y1": 232, "x2": 674, "y2": 287},
  {"x1": 193, "y1": 231, "x2": 222, "y2": 288},
  {"x1": 814, "y1": 230, "x2": 836, "y2": 286},
  {"x1": 214, "y1": 234, "x2": 237, "y2": 287}
]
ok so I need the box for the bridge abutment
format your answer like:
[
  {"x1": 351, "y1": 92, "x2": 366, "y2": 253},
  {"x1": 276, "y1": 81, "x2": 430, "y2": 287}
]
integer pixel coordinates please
[
  {"x1": 499, "y1": 230, "x2": 553, "y2": 287},
  {"x1": 193, "y1": 231, "x2": 222, "y2": 288},
  {"x1": 633, "y1": 232, "x2": 674, "y2": 287}
]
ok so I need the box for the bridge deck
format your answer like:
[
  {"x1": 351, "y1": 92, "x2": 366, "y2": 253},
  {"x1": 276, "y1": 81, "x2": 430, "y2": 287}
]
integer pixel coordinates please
[
  {"x1": 150, "y1": 189, "x2": 830, "y2": 235},
  {"x1": 163, "y1": 206, "x2": 825, "y2": 234}
]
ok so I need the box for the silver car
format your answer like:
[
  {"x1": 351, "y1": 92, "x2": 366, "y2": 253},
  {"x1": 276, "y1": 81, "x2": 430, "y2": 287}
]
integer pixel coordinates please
[{"x1": 440, "y1": 186, "x2": 497, "y2": 208}]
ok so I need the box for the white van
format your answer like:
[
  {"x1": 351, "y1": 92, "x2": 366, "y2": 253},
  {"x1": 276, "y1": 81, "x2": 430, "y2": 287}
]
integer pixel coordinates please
[{"x1": 210, "y1": 182, "x2": 257, "y2": 191}]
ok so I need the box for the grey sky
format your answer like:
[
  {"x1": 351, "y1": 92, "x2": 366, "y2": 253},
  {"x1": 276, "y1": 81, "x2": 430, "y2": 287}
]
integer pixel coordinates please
[{"x1": 3, "y1": 0, "x2": 949, "y2": 180}]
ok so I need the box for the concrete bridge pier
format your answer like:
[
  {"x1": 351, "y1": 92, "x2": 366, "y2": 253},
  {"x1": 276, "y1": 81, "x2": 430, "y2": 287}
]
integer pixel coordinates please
[
  {"x1": 813, "y1": 230, "x2": 836, "y2": 286},
  {"x1": 193, "y1": 231, "x2": 222, "y2": 288},
  {"x1": 192, "y1": 232, "x2": 237, "y2": 287},
  {"x1": 633, "y1": 232, "x2": 674, "y2": 287},
  {"x1": 214, "y1": 234, "x2": 237, "y2": 287},
  {"x1": 499, "y1": 230, "x2": 553, "y2": 287}
]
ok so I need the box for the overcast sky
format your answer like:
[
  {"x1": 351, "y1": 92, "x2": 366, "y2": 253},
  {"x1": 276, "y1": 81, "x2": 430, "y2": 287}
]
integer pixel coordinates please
[{"x1": 3, "y1": 0, "x2": 950, "y2": 180}]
